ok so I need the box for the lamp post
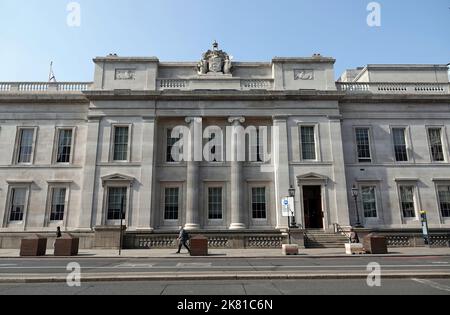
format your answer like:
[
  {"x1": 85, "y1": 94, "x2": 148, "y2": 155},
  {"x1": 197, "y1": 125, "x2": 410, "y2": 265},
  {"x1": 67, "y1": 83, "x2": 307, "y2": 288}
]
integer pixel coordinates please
[
  {"x1": 351, "y1": 185, "x2": 363, "y2": 228},
  {"x1": 118, "y1": 196, "x2": 125, "y2": 256},
  {"x1": 288, "y1": 185, "x2": 298, "y2": 228}
]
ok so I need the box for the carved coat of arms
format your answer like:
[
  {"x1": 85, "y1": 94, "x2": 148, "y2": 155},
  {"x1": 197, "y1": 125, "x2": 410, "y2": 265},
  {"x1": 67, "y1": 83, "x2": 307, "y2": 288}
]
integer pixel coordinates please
[{"x1": 197, "y1": 41, "x2": 232, "y2": 75}]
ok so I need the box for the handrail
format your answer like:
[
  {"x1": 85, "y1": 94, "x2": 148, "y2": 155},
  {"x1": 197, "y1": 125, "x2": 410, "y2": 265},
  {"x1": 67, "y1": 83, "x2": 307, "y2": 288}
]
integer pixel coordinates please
[{"x1": 333, "y1": 223, "x2": 352, "y2": 242}]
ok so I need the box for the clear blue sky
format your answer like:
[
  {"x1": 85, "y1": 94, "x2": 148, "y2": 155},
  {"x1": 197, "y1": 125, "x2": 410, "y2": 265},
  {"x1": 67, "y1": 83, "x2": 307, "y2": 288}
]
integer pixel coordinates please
[{"x1": 0, "y1": 0, "x2": 449, "y2": 81}]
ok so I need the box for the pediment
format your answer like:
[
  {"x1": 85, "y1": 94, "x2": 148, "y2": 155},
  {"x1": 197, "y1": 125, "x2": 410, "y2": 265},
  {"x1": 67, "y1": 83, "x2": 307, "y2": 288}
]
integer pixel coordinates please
[
  {"x1": 297, "y1": 173, "x2": 328, "y2": 181},
  {"x1": 101, "y1": 173, "x2": 135, "y2": 186}
]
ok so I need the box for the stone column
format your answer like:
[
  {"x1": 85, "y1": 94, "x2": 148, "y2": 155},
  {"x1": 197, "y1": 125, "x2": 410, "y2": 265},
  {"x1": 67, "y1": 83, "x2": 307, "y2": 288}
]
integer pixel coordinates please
[
  {"x1": 137, "y1": 116, "x2": 156, "y2": 231},
  {"x1": 184, "y1": 117, "x2": 202, "y2": 230},
  {"x1": 78, "y1": 116, "x2": 101, "y2": 231},
  {"x1": 228, "y1": 117, "x2": 247, "y2": 230},
  {"x1": 328, "y1": 116, "x2": 350, "y2": 227},
  {"x1": 273, "y1": 116, "x2": 291, "y2": 229}
]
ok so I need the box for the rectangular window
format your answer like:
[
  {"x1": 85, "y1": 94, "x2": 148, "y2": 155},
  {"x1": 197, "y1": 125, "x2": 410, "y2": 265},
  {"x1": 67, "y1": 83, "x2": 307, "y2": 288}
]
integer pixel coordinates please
[
  {"x1": 50, "y1": 188, "x2": 66, "y2": 221},
  {"x1": 17, "y1": 129, "x2": 35, "y2": 164},
  {"x1": 438, "y1": 185, "x2": 450, "y2": 218},
  {"x1": 399, "y1": 186, "x2": 416, "y2": 218},
  {"x1": 361, "y1": 186, "x2": 377, "y2": 218},
  {"x1": 252, "y1": 187, "x2": 267, "y2": 219},
  {"x1": 392, "y1": 128, "x2": 408, "y2": 162},
  {"x1": 166, "y1": 129, "x2": 181, "y2": 163},
  {"x1": 256, "y1": 129, "x2": 264, "y2": 162},
  {"x1": 107, "y1": 187, "x2": 127, "y2": 220},
  {"x1": 208, "y1": 187, "x2": 223, "y2": 220},
  {"x1": 428, "y1": 128, "x2": 445, "y2": 162},
  {"x1": 9, "y1": 188, "x2": 26, "y2": 222},
  {"x1": 164, "y1": 187, "x2": 179, "y2": 220},
  {"x1": 301, "y1": 126, "x2": 316, "y2": 160},
  {"x1": 112, "y1": 126, "x2": 129, "y2": 161},
  {"x1": 56, "y1": 129, "x2": 73, "y2": 163},
  {"x1": 249, "y1": 129, "x2": 265, "y2": 163},
  {"x1": 355, "y1": 128, "x2": 372, "y2": 163},
  {"x1": 208, "y1": 133, "x2": 220, "y2": 162}
]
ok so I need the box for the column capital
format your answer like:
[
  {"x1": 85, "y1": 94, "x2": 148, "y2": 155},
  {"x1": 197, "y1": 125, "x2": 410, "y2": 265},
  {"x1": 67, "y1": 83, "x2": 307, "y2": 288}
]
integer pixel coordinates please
[
  {"x1": 228, "y1": 116, "x2": 246, "y2": 125},
  {"x1": 185, "y1": 117, "x2": 203, "y2": 124},
  {"x1": 272, "y1": 115, "x2": 288, "y2": 123},
  {"x1": 86, "y1": 115, "x2": 103, "y2": 123},
  {"x1": 327, "y1": 115, "x2": 343, "y2": 122},
  {"x1": 142, "y1": 116, "x2": 156, "y2": 122}
]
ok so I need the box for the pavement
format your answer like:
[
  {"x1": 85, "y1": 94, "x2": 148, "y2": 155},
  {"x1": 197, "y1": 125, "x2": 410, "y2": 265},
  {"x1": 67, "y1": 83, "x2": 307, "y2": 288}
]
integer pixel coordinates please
[
  {"x1": 1, "y1": 247, "x2": 449, "y2": 286},
  {"x1": 1, "y1": 279, "x2": 449, "y2": 295},
  {"x1": 1, "y1": 246, "x2": 449, "y2": 259}
]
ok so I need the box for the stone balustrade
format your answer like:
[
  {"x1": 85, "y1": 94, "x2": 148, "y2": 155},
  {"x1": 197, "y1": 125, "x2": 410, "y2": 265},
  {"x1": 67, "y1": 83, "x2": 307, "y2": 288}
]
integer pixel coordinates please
[
  {"x1": 157, "y1": 78, "x2": 274, "y2": 91},
  {"x1": 337, "y1": 82, "x2": 450, "y2": 94},
  {"x1": 0, "y1": 82, "x2": 92, "y2": 93}
]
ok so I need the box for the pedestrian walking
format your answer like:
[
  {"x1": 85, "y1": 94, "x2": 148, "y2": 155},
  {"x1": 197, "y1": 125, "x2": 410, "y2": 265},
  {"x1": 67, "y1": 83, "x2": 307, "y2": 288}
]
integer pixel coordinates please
[
  {"x1": 53, "y1": 226, "x2": 62, "y2": 249},
  {"x1": 176, "y1": 226, "x2": 191, "y2": 254},
  {"x1": 56, "y1": 226, "x2": 62, "y2": 239}
]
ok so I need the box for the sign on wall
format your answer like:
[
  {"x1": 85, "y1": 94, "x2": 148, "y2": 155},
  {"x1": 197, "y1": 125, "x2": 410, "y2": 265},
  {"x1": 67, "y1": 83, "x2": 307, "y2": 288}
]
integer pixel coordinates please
[{"x1": 281, "y1": 197, "x2": 295, "y2": 217}]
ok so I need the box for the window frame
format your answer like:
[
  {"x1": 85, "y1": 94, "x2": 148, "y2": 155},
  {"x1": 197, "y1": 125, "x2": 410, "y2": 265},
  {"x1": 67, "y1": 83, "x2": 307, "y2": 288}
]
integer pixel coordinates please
[
  {"x1": 103, "y1": 184, "x2": 130, "y2": 225},
  {"x1": 165, "y1": 127, "x2": 183, "y2": 164},
  {"x1": 299, "y1": 125, "x2": 319, "y2": 161},
  {"x1": 109, "y1": 124, "x2": 132, "y2": 163},
  {"x1": 391, "y1": 126, "x2": 410, "y2": 163},
  {"x1": 436, "y1": 183, "x2": 450, "y2": 220},
  {"x1": 163, "y1": 186, "x2": 181, "y2": 222},
  {"x1": 207, "y1": 186, "x2": 224, "y2": 221},
  {"x1": 45, "y1": 183, "x2": 71, "y2": 227},
  {"x1": 13, "y1": 127, "x2": 38, "y2": 165},
  {"x1": 359, "y1": 185, "x2": 379, "y2": 219},
  {"x1": 52, "y1": 127, "x2": 76, "y2": 164},
  {"x1": 3, "y1": 183, "x2": 32, "y2": 228},
  {"x1": 426, "y1": 126, "x2": 447, "y2": 163},
  {"x1": 250, "y1": 186, "x2": 269, "y2": 221},
  {"x1": 397, "y1": 183, "x2": 420, "y2": 222},
  {"x1": 354, "y1": 126, "x2": 373, "y2": 164}
]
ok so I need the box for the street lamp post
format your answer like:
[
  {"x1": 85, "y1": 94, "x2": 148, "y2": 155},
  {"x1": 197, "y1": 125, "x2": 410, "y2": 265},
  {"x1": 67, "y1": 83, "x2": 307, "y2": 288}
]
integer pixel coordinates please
[
  {"x1": 351, "y1": 185, "x2": 363, "y2": 228},
  {"x1": 288, "y1": 185, "x2": 298, "y2": 228}
]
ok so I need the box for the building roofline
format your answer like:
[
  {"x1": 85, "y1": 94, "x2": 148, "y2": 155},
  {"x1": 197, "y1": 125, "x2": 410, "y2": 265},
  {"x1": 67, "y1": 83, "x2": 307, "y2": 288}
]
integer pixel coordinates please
[
  {"x1": 93, "y1": 56, "x2": 160, "y2": 63},
  {"x1": 272, "y1": 57, "x2": 336, "y2": 64}
]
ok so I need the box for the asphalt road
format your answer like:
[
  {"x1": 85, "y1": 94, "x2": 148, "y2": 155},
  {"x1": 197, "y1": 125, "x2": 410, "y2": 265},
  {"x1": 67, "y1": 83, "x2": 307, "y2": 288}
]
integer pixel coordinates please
[
  {"x1": 0, "y1": 255, "x2": 449, "y2": 276},
  {"x1": 0, "y1": 279, "x2": 449, "y2": 295}
]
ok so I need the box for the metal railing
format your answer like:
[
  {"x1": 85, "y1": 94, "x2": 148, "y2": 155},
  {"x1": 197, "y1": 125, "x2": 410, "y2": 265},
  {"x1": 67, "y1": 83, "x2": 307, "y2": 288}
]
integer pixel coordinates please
[{"x1": 333, "y1": 223, "x2": 351, "y2": 242}]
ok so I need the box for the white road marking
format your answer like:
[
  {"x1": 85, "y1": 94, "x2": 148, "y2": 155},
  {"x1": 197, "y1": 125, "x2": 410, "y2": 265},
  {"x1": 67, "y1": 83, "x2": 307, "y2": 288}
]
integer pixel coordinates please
[
  {"x1": 114, "y1": 263, "x2": 154, "y2": 268},
  {"x1": 432, "y1": 262, "x2": 449, "y2": 264},
  {"x1": 412, "y1": 278, "x2": 450, "y2": 292},
  {"x1": 176, "y1": 263, "x2": 213, "y2": 268},
  {"x1": 0, "y1": 264, "x2": 449, "y2": 270}
]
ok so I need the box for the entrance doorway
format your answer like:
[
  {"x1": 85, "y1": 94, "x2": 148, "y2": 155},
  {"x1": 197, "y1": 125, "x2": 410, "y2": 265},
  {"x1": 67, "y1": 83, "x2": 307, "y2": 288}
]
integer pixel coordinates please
[{"x1": 303, "y1": 186, "x2": 323, "y2": 229}]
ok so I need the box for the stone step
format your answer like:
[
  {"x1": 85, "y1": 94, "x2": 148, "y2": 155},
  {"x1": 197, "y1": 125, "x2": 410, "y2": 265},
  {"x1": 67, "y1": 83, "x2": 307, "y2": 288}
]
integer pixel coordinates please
[
  {"x1": 306, "y1": 244, "x2": 346, "y2": 249},
  {"x1": 304, "y1": 232, "x2": 349, "y2": 248}
]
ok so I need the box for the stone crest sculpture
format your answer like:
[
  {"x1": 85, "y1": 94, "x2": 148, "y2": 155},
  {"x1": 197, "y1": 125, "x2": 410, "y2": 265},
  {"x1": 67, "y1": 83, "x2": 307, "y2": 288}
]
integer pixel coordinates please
[{"x1": 197, "y1": 41, "x2": 232, "y2": 75}]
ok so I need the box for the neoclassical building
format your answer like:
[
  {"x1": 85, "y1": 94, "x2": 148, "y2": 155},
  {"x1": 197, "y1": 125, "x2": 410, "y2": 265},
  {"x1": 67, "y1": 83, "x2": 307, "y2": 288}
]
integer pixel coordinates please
[{"x1": 0, "y1": 44, "x2": 449, "y2": 248}]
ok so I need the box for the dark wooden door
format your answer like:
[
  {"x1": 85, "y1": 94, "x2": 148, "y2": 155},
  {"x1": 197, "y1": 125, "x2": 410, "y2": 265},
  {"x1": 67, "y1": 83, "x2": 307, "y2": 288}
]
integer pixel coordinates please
[{"x1": 303, "y1": 186, "x2": 323, "y2": 229}]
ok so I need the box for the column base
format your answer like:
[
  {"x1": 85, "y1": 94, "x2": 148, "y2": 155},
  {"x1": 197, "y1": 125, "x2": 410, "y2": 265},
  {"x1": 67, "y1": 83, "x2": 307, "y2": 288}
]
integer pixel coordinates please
[
  {"x1": 229, "y1": 223, "x2": 247, "y2": 230},
  {"x1": 184, "y1": 223, "x2": 201, "y2": 231}
]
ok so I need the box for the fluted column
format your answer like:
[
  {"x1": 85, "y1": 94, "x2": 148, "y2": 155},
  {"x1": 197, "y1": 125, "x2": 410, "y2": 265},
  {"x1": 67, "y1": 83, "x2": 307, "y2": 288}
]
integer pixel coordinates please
[
  {"x1": 228, "y1": 116, "x2": 247, "y2": 230},
  {"x1": 184, "y1": 117, "x2": 202, "y2": 230},
  {"x1": 78, "y1": 116, "x2": 101, "y2": 231}
]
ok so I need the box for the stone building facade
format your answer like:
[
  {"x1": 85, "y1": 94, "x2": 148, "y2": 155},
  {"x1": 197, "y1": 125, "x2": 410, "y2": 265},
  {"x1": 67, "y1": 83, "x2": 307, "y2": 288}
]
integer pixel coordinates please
[{"x1": 0, "y1": 44, "x2": 449, "y2": 249}]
